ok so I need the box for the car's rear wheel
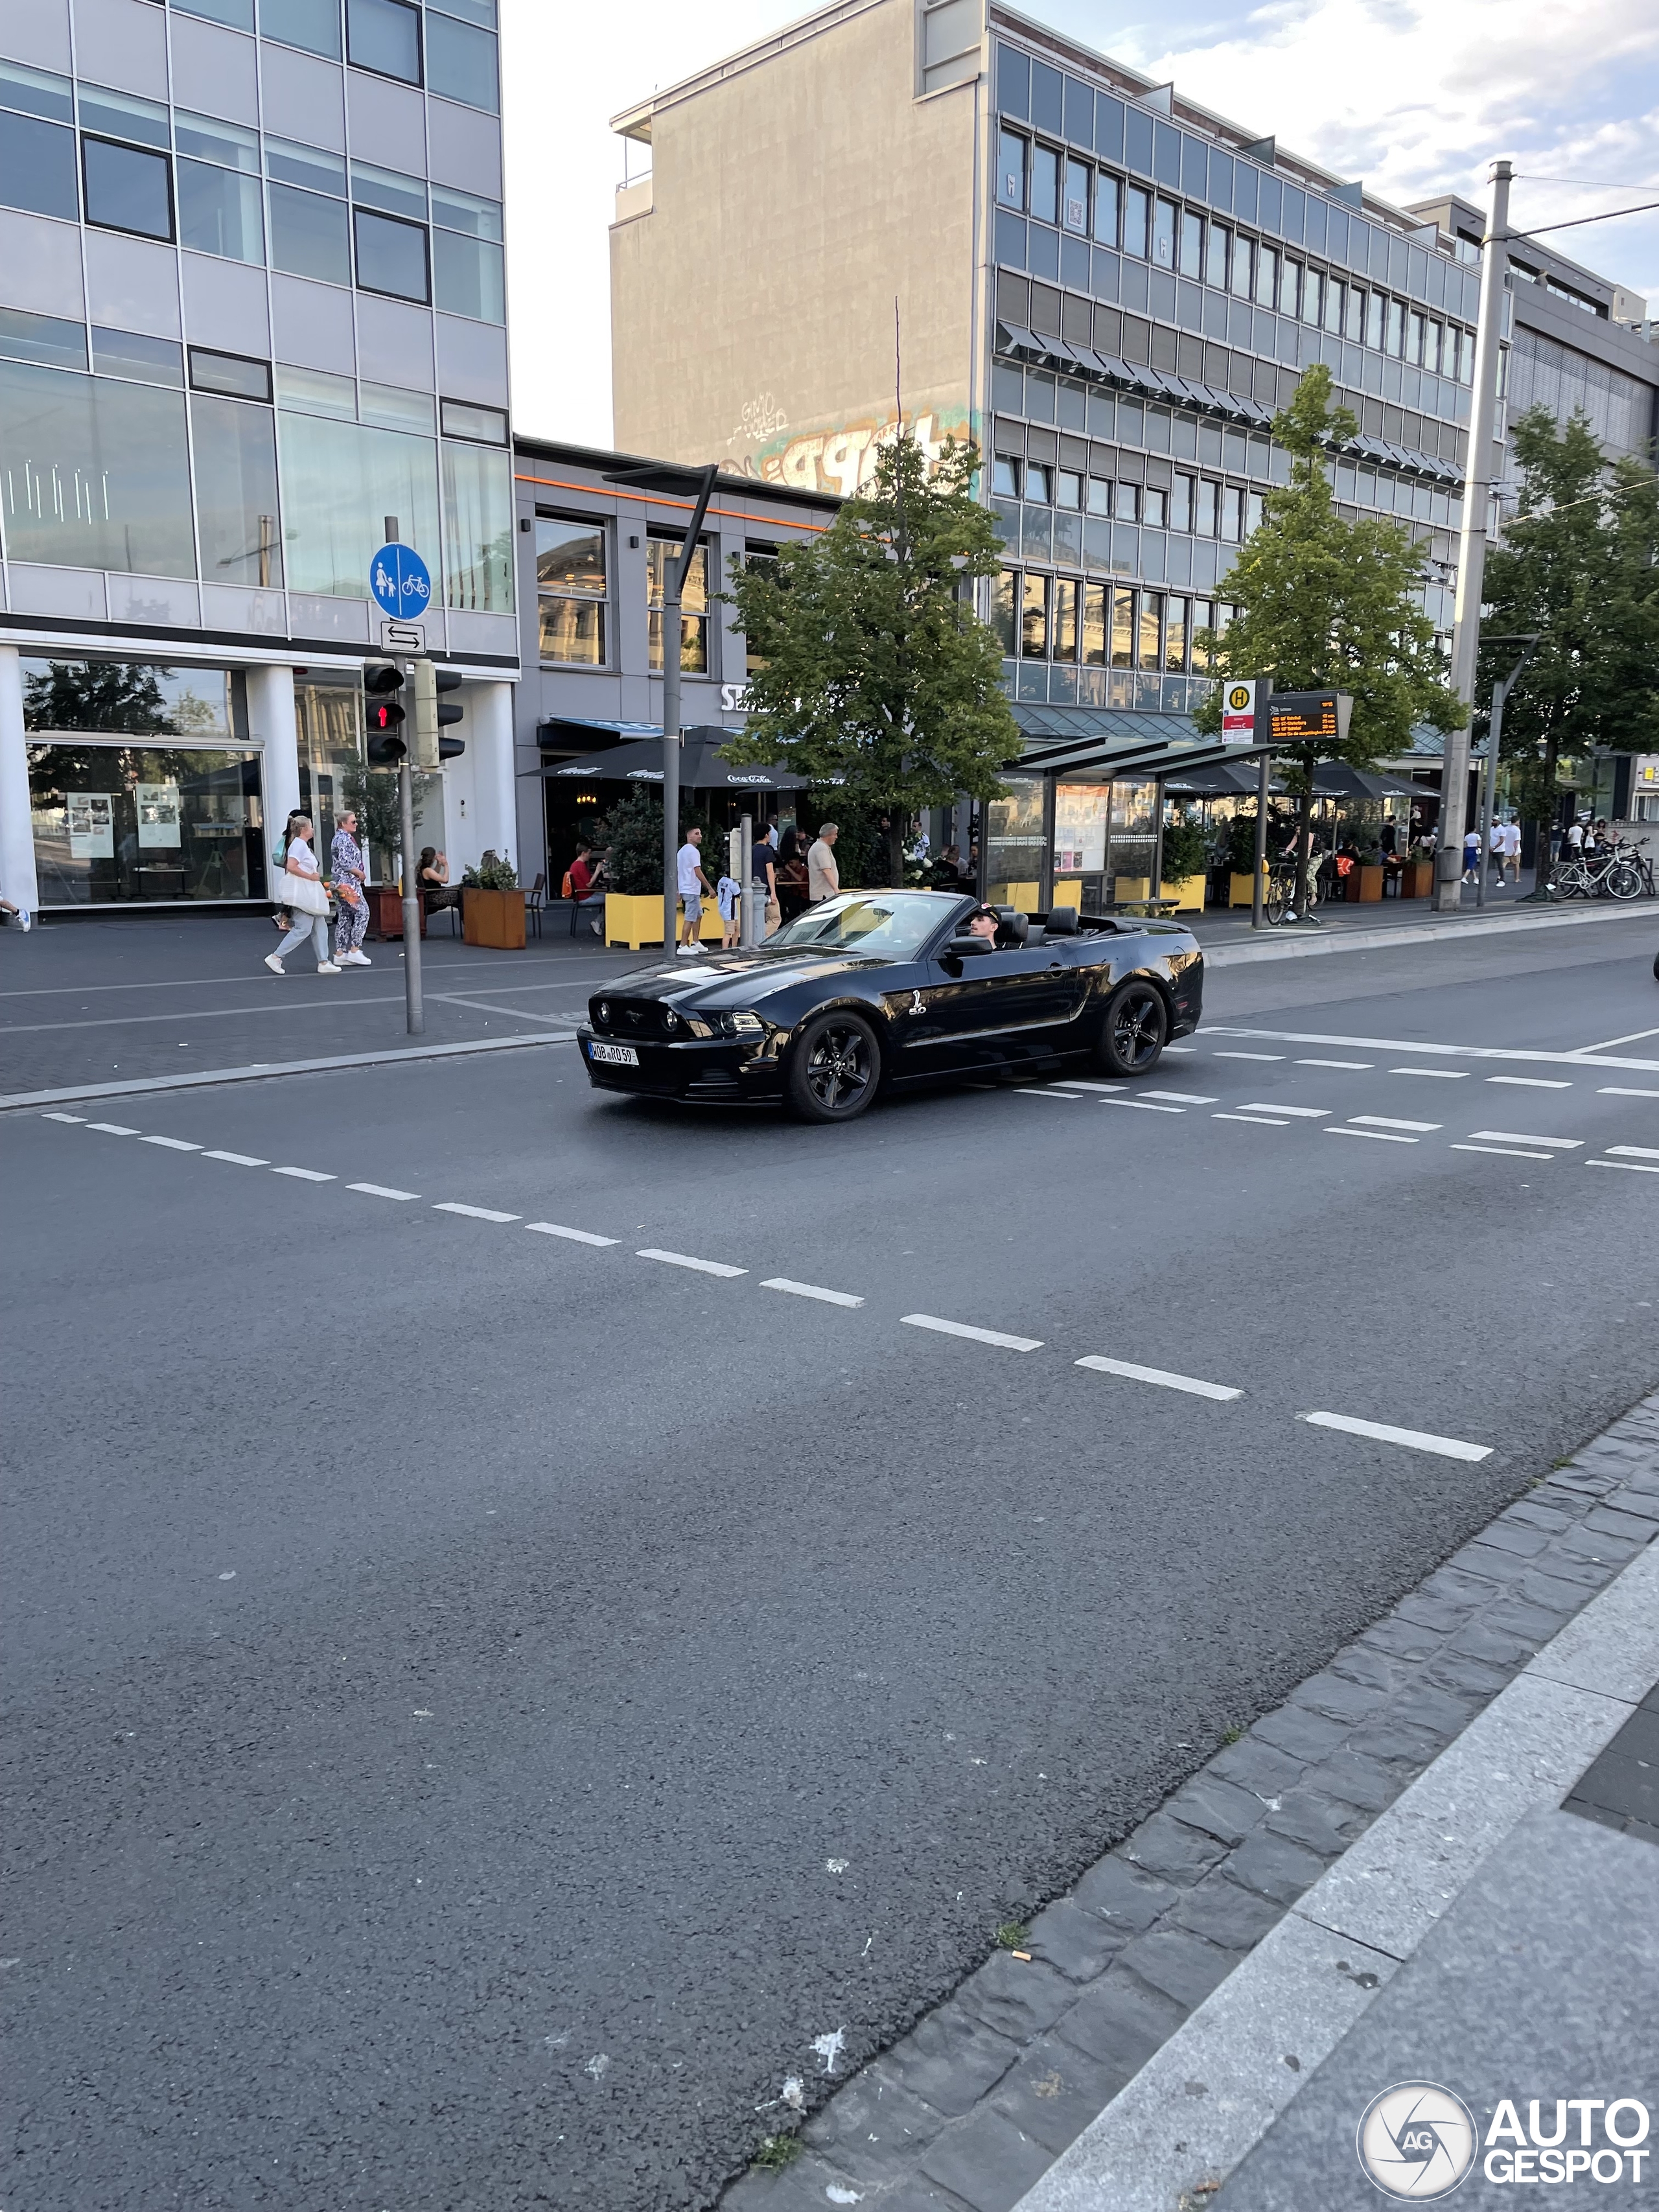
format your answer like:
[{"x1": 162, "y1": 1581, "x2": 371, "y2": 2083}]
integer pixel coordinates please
[
  {"x1": 785, "y1": 1011, "x2": 881, "y2": 1122},
  {"x1": 1095, "y1": 979, "x2": 1168, "y2": 1076}
]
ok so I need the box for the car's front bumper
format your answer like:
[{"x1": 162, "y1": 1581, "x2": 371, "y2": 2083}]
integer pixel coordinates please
[{"x1": 575, "y1": 1029, "x2": 785, "y2": 1101}]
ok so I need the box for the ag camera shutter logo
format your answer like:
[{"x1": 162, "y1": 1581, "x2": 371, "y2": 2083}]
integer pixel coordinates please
[{"x1": 1357, "y1": 2082, "x2": 1478, "y2": 2200}]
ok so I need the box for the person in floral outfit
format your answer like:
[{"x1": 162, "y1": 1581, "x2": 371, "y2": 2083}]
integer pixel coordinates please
[{"x1": 331, "y1": 809, "x2": 371, "y2": 966}]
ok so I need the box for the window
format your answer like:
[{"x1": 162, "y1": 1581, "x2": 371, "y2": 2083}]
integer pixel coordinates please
[
  {"x1": 432, "y1": 189, "x2": 505, "y2": 323},
  {"x1": 1231, "y1": 234, "x2": 1252, "y2": 299},
  {"x1": 1170, "y1": 474, "x2": 1193, "y2": 532},
  {"x1": 1092, "y1": 171, "x2": 1118, "y2": 246},
  {"x1": 1386, "y1": 297, "x2": 1404, "y2": 356},
  {"x1": 1220, "y1": 483, "x2": 1242, "y2": 541},
  {"x1": 259, "y1": 0, "x2": 342, "y2": 58},
  {"x1": 1025, "y1": 460, "x2": 1051, "y2": 502},
  {"x1": 1325, "y1": 277, "x2": 1344, "y2": 335},
  {"x1": 1056, "y1": 468, "x2": 1082, "y2": 509},
  {"x1": 1019, "y1": 572, "x2": 1047, "y2": 656},
  {"x1": 0, "y1": 307, "x2": 86, "y2": 370},
  {"x1": 353, "y1": 207, "x2": 429, "y2": 301},
  {"x1": 177, "y1": 113, "x2": 263, "y2": 264},
  {"x1": 1138, "y1": 591, "x2": 1162, "y2": 668},
  {"x1": 352, "y1": 159, "x2": 426, "y2": 221},
  {"x1": 1458, "y1": 329, "x2": 1474, "y2": 385},
  {"x1": 997, "y1": 128, "x2": 1025, "y2": 210},
  {"x1": 426, "y1": 14, "x2": 498, "y2": 111},
  {"x1": 268, "y1": 137, "x2": 346, "y2": 194},
  {"x1": 270, "y1": 181, "x2": 351, "y2": 283},
  {"x1": 1052, "y1": 576, "x2": 1079, "y2": 660},
  {"x1": 1082, "y1": 581, "x2": 1107, "y2": 664},
  {"x1": 1113, "y1": 481, "x2": 1139, "y2": 522},
  {"x1": 1192, "y1": 599, "x2": 1215, "y2": 666},
  {"x1": 1255, "y1": 243, "x2": 1277, "y2": 309},
  {"x1": 28, "y1": 739, "x2": 266, "y2": 905},
  {"x1": 360, "y1": 380, "x2": 432, "y2": 430},
  {"x1": 192, "y1": 392, "x2": 283, "y2": 587},
  {"x1": 1303, "y1": 268, "x2": 1322, "y2": 326},
  {"x1": 191, "y1": 348, "x2": 272, "y2": 401},
  {"x1": 94, "y1": 327, "x2": 181, "y2": 383},
  {"x1": 1408, "y1": 309, "x2": 1424, "y2": 365},
  {"x1": 1123, "y1": 183, "x2": 1149, "y2": 259},
  {"x1": 1143, "y1": 485, "x2": 1166, "y2": 528},
  {"x1": 1063, "y1": 158, "x2": 1089, "y2": 234},
  {"x1": 78, "y1": 84, "x2": 168, "y2": 148},
  {"x1": 1279, "y1": 257, "x2": 1300, "y2": 316},
  {"x1": 1165, "y1": 596, "x2": 1188, "y2": 671},
  {"x1": 178, "y1": 0, "x2": 255, "y2": 26},
  {"x1": 1110, "y1": 585, "x2": 1133, "y2": 668},
  {"x1": 277, "y1": 363, "x2": 355, "y2": 417},
  {"x1": 0, "y1": 106, "x2": 78, "y2": 222},
  {"x1": 0, "y1": 359, "x2": 195, "y2": 575},
  {"x1": 1365, "y1": 290, "x2": 1384, "y2": 349},
  {"x1": 275, "y1": 411, "x2": 439, "y2": 597},
  {"x1": 992, "y1": 454, "x2": 1021, "y2": 498},
  {"x1": 346, "y1": 0, "x2": 421, "y2": 82},
  {"x1": 990, "y1": 568, "x2": 1017, "y2": 653},
  {"x1": 537, "y1": 515, "x2": 606, "y2": 663},
  {"x1": 1195, "y1": 478, "x2": 1218, "y2": 536},
  {"x1": 1152, "y1": 196, "x2": 1176, "y2": 270},
  {"x1": 1179, "y1": 208, "x2": 1203, "y2": 279},
  {"x1": 0, "y1": 58, "x2": 73, "y2": 124},
  {"x1": 1030, "y1": 143, "x2": 1058, "y2": 226},
  {"x1": 1246, "y1": 489, "x2": 1263, "y2": 535},
  {"x1": 442, "y1": 440, "x2": 513, "y2": 611},
  {"x1": 82, "y1": 138, "x2": 172, "y2": 240},
  {"x1": 1346, "y1": 285, "x2": 1364, "y2": 342},
  {"x1": 1205, "y1": 222, "x2": 1229, "y2": 289},
  {"x1": 647, "y1": 536, "x2": 709, "y2": 672},
  {"x1": 1085, "y1": 474, "x2": 1111, "y2": 515},
  {"x1": 1426, "y1": 320, "x2": 1443, "y2": 374},
  {"x1": 439, "y1": 397, "x2": 507, "y2": 443}
]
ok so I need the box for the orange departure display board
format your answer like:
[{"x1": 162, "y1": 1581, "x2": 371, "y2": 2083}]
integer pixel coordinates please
[{"x1": 1262, "y1": 690, "x2": 1353, "y2": 745}]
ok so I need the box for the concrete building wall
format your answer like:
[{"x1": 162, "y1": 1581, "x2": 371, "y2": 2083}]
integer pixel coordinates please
[{"x1": 610, "y1": 0, "x2": 981, "y2": 491}]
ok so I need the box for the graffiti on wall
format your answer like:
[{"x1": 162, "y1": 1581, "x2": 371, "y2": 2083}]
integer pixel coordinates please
[{"x1": 726, "y1": 399, "x2": 974, "y2": 496}]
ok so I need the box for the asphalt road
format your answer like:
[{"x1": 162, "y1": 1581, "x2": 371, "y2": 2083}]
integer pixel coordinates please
[{"x1": 4, "y1": 916, "x2": 1657, "y2": 2211}]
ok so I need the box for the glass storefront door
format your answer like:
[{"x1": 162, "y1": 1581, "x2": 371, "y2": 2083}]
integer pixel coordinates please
[{"x1": 986, "y1": 772, "x2": 1045, "y2": 909}]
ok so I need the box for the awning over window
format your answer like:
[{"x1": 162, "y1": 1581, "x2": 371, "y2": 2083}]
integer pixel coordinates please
[{"x1": 1007, "y1": 703, "x2": 1281, "y2": 781}]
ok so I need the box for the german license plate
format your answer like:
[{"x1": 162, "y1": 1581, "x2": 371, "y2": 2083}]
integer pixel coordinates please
[{"x1": 588, "y1": 1041, "x2": 639, "y2": 1066}]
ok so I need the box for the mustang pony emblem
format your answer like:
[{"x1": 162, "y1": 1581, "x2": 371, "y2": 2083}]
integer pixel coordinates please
[{"x1": 909, "y1": 990, "x2": 925, "y2": 1015}]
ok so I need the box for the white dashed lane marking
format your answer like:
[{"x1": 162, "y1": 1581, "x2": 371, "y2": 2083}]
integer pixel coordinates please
[
  {"x1": 637, "y1": 1248, "x2": 747, "y2": 1278},
  {"x1": 526, "y1": 1222, "x2": 620, "y2": 1246},
  {"x1": 1015, "y1": 1088, "x2": 1081, "y2": 1100},
  {"x1": 1599, "y1": 1087, "x2": 1659, "y2": 1099},
  {"x1": 1142, "y1": 1091, "x2": 1218, "y2": 1105},
  {"x1": 1241, "y1": 1102, "x2": 1329, "y2": 1118},
  {"x1": 1327, "y1": 1126, "x2": 1417, "y2": 1143},
  {"x1": 1301, "y1": 1410, "x2": 1492, "y2": 1463},
  {"x1": 349, "y1": 1182, "x2": 421, "y2": 1200},
  {"x1": 434, "y1": 1202, "x2": 520, "y2": 1222},
  {"x1": 1214, "y1": 1112, "x2": 1289, "y2": 1126},
  {"x1": 1452, "y1": 1143, "x2": 1556, "y2": 1161},
  {"x1": 1076, "y1": 1355, "x2": 1241, "y2": 1402},
  {"x1": 901, "y1": 1314, "x2": 1043, "y2": 1352},
  {"x1": 1489, "y1": 1076, "x2": 1572, "y2": 1089},
  {"x1": 1214, "y1": 1051, "x2": 1283, "y2": 1062},
  {"x1": 140, "y1": 1135, "x2": 201, "y2": 1150},
  {"x1": 1296, "y1": 1059, "x2": 1371, "y2": 1069},
  {"x1": 1102, "y1": 1098, "x2": 1186, "y2": 1113},
  {"x1": 1349, "y1": 1115, "x2": 1440, "y2": 1132},
  {"x1": 1590, "y1": 1158, "x2": 1659, "y2": 1175},
  {"x1": 202, "y1": 1150, "x2": 268, "y2": 1165},
  {"x1": 1390, "y1": 1067, "x2": 1468, "y2": 1080},
  {"x1": 761, "y1": 1278, "x2": 864, "y2": 1309},
  {"x1": 1607, "y1": 1145, "x2": 1659, "y2": 1161},
  {"x1": 1467, "y1": 1130, "x2": 1582, "y2": 1150},
  {"x1": 87, "y1": 1122, "x2": 138, "y2": 1135},
  {"x1": 41, "y1": 1112, "x2": 86, "y2": 1123},
  {"x1": 272, "y1": 1165, "x2": 334, "y2": 1182}
]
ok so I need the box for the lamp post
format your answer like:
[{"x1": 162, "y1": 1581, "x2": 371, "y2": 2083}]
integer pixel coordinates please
[
  {"x1": 1438, "y1": 158, "x2": 1513, "y2": 913},
  {"x1": 604, "y1": 461, "x2": 721, "y2": 949}
]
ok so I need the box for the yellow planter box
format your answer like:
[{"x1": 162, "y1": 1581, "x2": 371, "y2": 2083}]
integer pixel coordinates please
[
  {"x1": 1114, "y1": 876, "x2": 1150, "y2": 904},
  {"x1": 1164, "y1": 873, "x2": 1206, "y2": 913},
  {"x1": 1049, "y1": 879, "x2": 1083, "y2": 910},
  {"x1": 987, "y1": 880, "x2": 1041, "y2": 913},
  {"x1": 605, "y1": 894, "x2": 725, "y2": 948},
  {"x1": 1229, "y1": 868, "x2": 1268, "y2": 908}
]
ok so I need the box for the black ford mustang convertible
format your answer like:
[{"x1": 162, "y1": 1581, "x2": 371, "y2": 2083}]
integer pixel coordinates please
[{"x1": 577, "y1": 890, "x2": 1203, "y2": 1123}]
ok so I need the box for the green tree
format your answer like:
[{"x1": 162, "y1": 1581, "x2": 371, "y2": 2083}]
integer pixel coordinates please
[
  {"x1": 1194, "y1": 364, "x2": 1463, "y2": 907},
  {"x1": 721, "y1": 434, "x2": 1017, "y2": 885},
  {"x1": 23, "y1": 658, "x2": 173, "y2": 733},
  {"x1": 1478, "y1": 406, "x2": 1659, "y2": 891}
]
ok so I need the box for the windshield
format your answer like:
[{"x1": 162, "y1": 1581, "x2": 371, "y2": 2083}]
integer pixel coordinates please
[{"x1": 765, "y1": 892, "x2": 962, "y2": 959}]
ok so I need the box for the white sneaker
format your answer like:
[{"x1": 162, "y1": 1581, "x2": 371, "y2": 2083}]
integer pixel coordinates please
[
  {"x1": 264, "y1": 953, "x2": 285, "y2": 974},
  {"x1": 685, "y1": 942, "x2": 705, "y2": 955},
  {"x1": 17, "y1": 909, "x2": 30, "y2": 931},
  {"x1": 675, "y1": 943, "x2": 694, "y2": 955},
  {"x1": 317, "y1": 960, "x2": 343, "y2": 973},
  {"x1": 345, "y1": 949, "x2": 371, "y2": 966}
]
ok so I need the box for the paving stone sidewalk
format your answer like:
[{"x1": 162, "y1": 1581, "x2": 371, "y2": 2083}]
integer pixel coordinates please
[{"x1": 721, "y1": 1394, "x2": 1659, "y2": 2212}]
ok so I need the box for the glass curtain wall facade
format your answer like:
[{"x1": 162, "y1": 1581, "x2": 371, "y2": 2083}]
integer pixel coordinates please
[{"x1": 985, "y1": 39, "x2": 1474, "y2": 714}]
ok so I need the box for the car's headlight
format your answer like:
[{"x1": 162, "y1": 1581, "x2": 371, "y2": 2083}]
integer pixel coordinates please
[{"x1": 730, "y1": 1010, "x2": 765, "y2": 1034}]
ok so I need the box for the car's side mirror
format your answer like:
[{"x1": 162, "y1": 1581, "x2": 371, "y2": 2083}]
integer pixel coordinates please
[{"x1": 946, "y1": 933, "x2": 994, "y2": 957}]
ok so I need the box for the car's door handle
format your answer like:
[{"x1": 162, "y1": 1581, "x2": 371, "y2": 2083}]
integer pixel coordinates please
[{"x1": 1049, "y1": 962, "x2": 1066, "y2": 972}]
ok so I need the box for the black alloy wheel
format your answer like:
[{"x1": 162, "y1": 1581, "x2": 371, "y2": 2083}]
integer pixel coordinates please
[
  {"x1": 1096, "y1": 978, "x2": 1168, "y2": 1077},
  {"x1": 786, "y1": 1011, "x2": 880, "y2": 1123}
]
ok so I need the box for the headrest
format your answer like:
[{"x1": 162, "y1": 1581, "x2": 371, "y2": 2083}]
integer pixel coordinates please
[
  {"x1": 994, "y1": 907, "x2": 1029, "y2": 947},
  {"x1": 1043, "y1": 904, "x2": 1079, "y2": 934}
]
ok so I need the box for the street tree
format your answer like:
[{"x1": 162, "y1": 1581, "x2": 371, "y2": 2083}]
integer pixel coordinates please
[
  {"x1": 1194, "y1": 365, "x2": 1463, "y2": 907},
  {"x1": 720, "y1": 434, "x2": 1016, "y2": 885},
  {"x1": 1477, "y1": 406, "x2": 1659, "y2": 890}
]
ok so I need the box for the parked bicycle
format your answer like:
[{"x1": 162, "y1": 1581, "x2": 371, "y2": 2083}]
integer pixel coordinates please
[{"x1": 1549, "y1": 842, "x2": 1649, "y2": 902}]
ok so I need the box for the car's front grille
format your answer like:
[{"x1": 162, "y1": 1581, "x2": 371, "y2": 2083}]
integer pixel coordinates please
[{"x1": 589, "y1": 996, "x2": 677, "y2": 1039}]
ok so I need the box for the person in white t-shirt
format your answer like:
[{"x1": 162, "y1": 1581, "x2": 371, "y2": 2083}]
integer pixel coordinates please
[
  {"x1": 1500, "y1": 819, "x2": 1522, "y2": 883},
  {"x1": 807, "y1": 823, "x2": 840, "y2": 903},
  {"x1": 675, "y1": 827, "x2": 712, "y2": 955},
  {"x1": 264, "y1": 819, "x2": 342, "y2": 974}
]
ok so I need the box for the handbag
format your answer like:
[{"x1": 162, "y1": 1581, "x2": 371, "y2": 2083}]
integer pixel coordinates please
[{"x1": 283, "y1": 868, "x2": 331, "y2": 916}]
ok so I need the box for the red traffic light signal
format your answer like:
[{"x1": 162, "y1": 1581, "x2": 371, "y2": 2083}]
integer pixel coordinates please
[{"x1": 364, "y1": 663, "x2": 407, "y2": 762}]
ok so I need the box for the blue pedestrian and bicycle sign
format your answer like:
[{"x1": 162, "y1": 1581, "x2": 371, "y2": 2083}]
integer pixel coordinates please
[{"x1": 369, "y1": 542, "x2": 432, "y2": 620}]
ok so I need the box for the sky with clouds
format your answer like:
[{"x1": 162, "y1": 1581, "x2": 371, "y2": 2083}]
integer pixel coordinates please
[{"x1": 502, "y1": 0, "x2": 1659, "y2": 447}]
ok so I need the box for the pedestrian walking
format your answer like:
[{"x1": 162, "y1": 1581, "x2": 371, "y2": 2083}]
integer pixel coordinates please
[
  {"x1": 807, "y1": 822, "x2": 840, "y2": 903},
  {"x1": 331, "y1": 809, "x2": 371, "y2": 966},
  {"x1": 272, "y1": 809, "x2": 305, "y2": 932},
  {"x1": 676, "y1": 826, "x2": 712, "y2": 955},
  {"x1": 264, "y1": 817, "x2": 341, "y2": 973},
  {"x1": 1500, "y1": 819, "x2": 1522, "y2": 883},
  {"x1": 1462, "y1": 827, "x2": 1481, "y2": 885},
  {"x1": 717, "y1": 866, "x2": 742, "y2": 948},
  {"x1": 752, "y1": 828, "x2": 780, "y2": 936}
]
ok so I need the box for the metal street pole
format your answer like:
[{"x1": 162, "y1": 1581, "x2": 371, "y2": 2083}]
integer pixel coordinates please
[
  {"x1": 1477, "y1": 638, "x2": 1540, "y2": 910},
  {"x1": 660, "y1": 465, "x2": 720, "y2": 951},
  {"x1": 397, "y1": 728, "x2": 423, "y2": 1035},
  {"x1": 1437, "y1": 157, "x2": 1513, "y2": 913},
  {"x1": 1251, "y1": 678, "x2": 1273, "y2": 930}
]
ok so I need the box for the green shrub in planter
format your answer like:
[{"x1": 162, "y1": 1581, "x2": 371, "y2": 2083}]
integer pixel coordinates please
[{"x1": 1161, "y1": 811, "x2": 1211, "y2": 881}]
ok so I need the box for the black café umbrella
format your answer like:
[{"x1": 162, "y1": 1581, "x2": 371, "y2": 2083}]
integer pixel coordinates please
[
  {"x1": 1310, "y1": 762, "x2": 1421, "y2": 800},
  {"x1": 546, "y1": 730, "x2": 807, "y2": 791}
]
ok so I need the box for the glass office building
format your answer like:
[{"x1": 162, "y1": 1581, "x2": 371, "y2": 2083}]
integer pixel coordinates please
[{"x1": 0, "y1": 0, "x2": 519, "y2": 913}]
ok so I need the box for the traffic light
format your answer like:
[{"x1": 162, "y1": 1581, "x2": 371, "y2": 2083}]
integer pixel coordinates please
[
  {"x1": 364, "y1": 664, "x2": 407, "y2": 762},
  {"x1": 412, "y1": 663, "x2": 465, "y2": 769}
]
